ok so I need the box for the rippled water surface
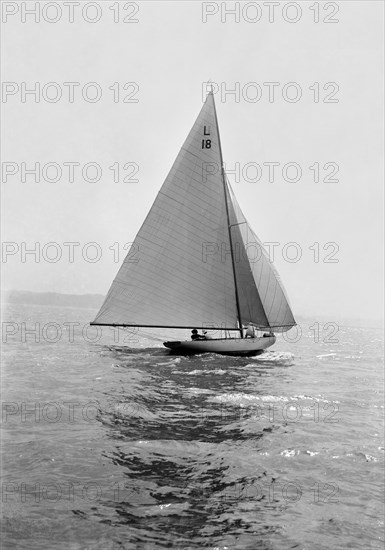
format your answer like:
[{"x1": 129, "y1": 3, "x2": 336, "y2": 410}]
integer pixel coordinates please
[{"x1": 2, "y1": 304, "x2": 384, "y2": 549}]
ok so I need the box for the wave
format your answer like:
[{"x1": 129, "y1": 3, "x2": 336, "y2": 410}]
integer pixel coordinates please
[{"x1": 247, "y1": 351, "x2": 295, "y2": 366}]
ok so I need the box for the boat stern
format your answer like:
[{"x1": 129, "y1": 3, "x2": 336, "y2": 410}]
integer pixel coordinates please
[{"x1": 163, "y1": 341, "x2": 182, "y2": 350}]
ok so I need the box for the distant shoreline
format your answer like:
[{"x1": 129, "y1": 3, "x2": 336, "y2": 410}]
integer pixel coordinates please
[
  {"x1": 1, "y1": 290, "x2": 104, "y2": 309},
  {"x1": 1, "y1": 290, "x2": 383, "y2": 329}
]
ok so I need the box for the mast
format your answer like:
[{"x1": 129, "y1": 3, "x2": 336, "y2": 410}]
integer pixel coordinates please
[{"x1": 211, "y1": 92, "x2": 244, "y2": 337}]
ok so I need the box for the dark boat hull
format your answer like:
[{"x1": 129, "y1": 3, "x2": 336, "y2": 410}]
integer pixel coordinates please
[{"x1": 163, "y1": 336, "x2": 276, "y2": 356}]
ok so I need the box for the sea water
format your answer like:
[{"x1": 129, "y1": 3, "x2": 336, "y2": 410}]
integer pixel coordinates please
[{"x1": 1, "y1": 303, "x2": 384, "y2": 549}]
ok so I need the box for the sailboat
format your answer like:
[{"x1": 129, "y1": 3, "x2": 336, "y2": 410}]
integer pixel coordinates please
[{"x1": 90, "y1": 91, "x2": 296, "y2": 356}]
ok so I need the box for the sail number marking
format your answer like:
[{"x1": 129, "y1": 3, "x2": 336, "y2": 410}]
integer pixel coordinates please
[{"x1": 202, "y1": 126, "x2": 211, "y2": 149}]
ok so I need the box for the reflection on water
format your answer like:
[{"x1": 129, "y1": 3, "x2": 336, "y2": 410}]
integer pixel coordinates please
[
  {"x1": 95, "y1": 346, "x2": 286, "y2": 548},
  {"x1": 2, "y1": 305, "x2": 384, "y2": 549}
]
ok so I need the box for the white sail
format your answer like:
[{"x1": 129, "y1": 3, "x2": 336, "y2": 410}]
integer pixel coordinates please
[
  {"x1": 226, "y1": 181, "x2": 296, "y2": 332},
  {"x1": 92, "y1": 93, "x2": 239, "y2": 329},
  {"x1": 92, "y1": 92, "x2": 296, "y2": 334}
]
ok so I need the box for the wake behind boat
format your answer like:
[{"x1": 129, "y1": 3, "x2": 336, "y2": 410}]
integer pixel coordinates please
[{"x1": 91, "y1": 91, "x2": 296, "y2": 355}]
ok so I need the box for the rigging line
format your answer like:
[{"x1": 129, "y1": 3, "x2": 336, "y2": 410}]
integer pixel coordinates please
[
  {"x1": 229, "y1": 222, "x2": 247, "y2": 228},
  {"x1": 120, "y1": 327, "x2": 165, "y2": 343},
  {"x1": 135, "y1": 331, "x2": 165, "y2": 343}
]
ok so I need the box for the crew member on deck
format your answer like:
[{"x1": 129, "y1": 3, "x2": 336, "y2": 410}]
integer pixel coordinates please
[
  {"x1": 245, "y1": 324, "x2": 256, "y2": 338},
  {"x1": 191, "y1": 329, "x2": 206, "y2": 341}
]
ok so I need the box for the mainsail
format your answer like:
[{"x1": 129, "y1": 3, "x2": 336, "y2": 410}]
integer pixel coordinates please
[{"x1": 91, "y1": 92, "x2": 295, "y2": 333}]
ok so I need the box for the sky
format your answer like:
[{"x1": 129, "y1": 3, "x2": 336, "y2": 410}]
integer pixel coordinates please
[{"x1": 1, "y1": 0, "x2": 384, "y2": 322}]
